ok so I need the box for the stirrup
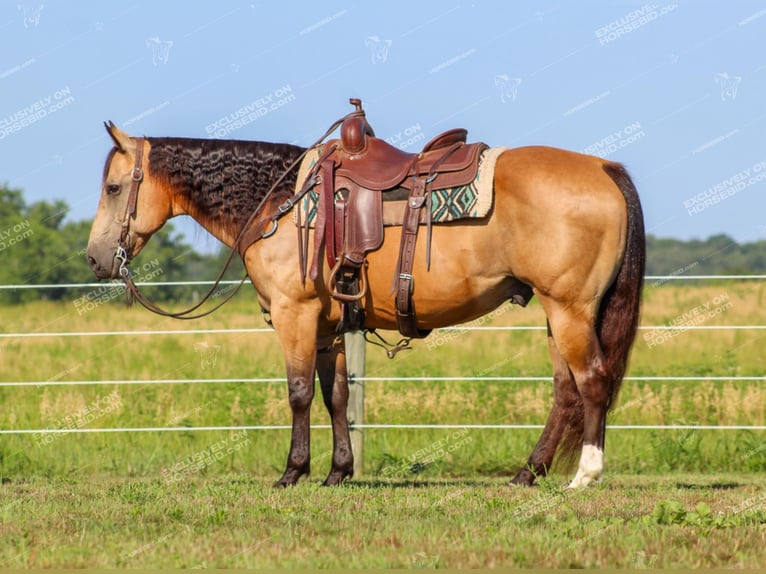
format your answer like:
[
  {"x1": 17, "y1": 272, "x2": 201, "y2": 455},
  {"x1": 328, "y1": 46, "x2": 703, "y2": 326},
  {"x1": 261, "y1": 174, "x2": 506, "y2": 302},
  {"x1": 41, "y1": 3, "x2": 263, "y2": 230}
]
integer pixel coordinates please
[{"x1": 327, "y1": 257, "x2": 368, "y2": 303}]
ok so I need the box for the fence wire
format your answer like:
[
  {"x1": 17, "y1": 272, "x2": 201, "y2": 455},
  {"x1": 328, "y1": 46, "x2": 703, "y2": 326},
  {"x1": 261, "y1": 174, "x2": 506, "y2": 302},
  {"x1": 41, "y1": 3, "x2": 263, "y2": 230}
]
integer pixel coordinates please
[{"x1": 1, "y1": 276, "x2": 763, "y2": 435}]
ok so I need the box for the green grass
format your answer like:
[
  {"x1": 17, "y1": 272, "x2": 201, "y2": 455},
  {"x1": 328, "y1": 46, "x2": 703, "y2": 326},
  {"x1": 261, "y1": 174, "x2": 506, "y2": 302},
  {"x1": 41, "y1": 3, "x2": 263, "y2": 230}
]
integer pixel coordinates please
[
  {"x1": 0, "y1": 281, "x2": 764, "y2": 566},
  {"x1": 1, "y1": 474, "x2": 764, "y2": 568}
]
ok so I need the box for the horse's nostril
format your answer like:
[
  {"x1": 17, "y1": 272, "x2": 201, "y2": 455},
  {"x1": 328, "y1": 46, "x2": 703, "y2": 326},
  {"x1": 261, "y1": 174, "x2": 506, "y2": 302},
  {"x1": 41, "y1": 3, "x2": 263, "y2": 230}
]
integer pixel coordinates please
[{"x1": 87, "y1": 256, "x2": 99, "y2": 270}]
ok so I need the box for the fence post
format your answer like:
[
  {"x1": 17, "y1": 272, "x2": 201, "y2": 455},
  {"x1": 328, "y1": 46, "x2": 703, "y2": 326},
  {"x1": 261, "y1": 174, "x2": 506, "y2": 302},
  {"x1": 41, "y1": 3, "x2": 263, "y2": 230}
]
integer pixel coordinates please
[{"x1": 344, "y1": 330, "x2": 365, "y2": 477}]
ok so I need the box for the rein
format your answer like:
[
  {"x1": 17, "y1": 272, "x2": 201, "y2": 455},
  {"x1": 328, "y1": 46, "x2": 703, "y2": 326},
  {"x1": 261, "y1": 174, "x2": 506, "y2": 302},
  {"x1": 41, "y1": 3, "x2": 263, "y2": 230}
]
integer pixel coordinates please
[{"x1": 114, "y1": 108, "x2": 364, "y2": 320}]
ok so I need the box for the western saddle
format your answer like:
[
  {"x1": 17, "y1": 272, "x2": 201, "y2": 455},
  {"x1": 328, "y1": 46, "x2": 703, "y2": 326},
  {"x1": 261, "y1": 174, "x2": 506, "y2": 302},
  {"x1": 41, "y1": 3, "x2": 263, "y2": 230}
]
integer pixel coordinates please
[{"x1": 302, "y1": 98, "x2": 488, "y2": 339}]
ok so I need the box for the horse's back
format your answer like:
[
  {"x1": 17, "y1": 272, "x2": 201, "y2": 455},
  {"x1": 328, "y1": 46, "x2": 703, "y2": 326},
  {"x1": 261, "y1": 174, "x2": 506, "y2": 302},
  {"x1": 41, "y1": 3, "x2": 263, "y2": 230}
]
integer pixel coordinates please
[{"x1": 494, "y1": 146, "x2": 627, "y2": 216}]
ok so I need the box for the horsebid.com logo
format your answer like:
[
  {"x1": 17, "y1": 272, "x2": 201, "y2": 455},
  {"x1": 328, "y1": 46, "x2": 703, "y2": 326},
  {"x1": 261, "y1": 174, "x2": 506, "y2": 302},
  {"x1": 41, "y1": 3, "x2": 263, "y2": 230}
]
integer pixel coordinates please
[
  {"x1": 643, "y1": 292, "x2": 732, "y2": 348},
  {"x1": 0, "y1": 219, "x2": 34, "y2": 252},
  {"x1": 0, "y1": 87, "x2": 76, "y2": 139},
  {"x1": 684, "y1": 159, "x2": 766, "y2": 216},
  {"x1": 73, "y1": 259, "x2": 164, "y2": 315},
  {"x1": 204, "y1": 85, "x2": 295, "y2": 138},
  {"x1": 595, "y1": 4, "x2": 678, "y2": 45}
]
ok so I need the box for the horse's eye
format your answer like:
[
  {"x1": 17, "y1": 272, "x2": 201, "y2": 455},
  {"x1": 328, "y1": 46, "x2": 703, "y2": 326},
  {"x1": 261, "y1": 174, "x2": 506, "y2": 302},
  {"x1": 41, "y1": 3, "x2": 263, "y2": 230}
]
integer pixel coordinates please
[{"x1": 106, "y1": 184, "x2": 121, "y2": 195}]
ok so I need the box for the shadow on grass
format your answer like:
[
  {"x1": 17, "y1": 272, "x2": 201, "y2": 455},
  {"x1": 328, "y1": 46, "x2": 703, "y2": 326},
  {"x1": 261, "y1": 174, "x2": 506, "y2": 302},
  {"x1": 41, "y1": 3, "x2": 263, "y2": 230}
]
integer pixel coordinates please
[
  {"x1": 674, "y1": 481, "x2": 744, "y2": 490},
  {"x1": 222, "y1": 475, "x2": 510, "y2": 490},
  {"x1": 341, "y1": 478, "x2": 499, "y2": 489}
]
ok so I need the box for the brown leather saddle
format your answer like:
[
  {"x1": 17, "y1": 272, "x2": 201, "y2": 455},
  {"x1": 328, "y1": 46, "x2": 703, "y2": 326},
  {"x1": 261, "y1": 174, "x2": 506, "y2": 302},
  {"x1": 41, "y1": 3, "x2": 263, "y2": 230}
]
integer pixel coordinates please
[{"x1": 303, "y1": 99, "x2": 488, "y2": 338}]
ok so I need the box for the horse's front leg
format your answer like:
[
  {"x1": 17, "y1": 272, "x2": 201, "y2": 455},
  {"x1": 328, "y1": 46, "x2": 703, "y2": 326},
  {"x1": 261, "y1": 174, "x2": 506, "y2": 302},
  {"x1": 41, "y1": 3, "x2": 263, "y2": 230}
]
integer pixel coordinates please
[
  {"x1": 272, "y1": 308, "x2": 320, "y2": 488},
  {"x1": 316, "y1": 336, "x2": 354, "y2": 486}
]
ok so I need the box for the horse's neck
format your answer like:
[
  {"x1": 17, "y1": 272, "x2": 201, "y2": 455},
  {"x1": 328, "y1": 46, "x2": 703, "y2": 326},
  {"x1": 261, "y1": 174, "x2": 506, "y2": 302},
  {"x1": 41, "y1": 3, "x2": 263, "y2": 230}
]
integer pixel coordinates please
[
  {"x1": 176, "y1": 191, "x2": 295, "y2": 249},
  {"x1": 151, "y1": 138, "x2": 304, "y2": 248},
  {"x1": 173, "y1": 193, "x2": 240, "y2": 248}
]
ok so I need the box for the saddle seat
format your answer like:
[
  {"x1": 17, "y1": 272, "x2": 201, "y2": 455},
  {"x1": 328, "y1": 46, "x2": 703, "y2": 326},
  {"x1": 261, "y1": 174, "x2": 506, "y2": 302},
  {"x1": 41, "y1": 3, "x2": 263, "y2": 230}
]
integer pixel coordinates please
[{"x1": 332, "y1": 108, "x2": 479, "y2": 192}]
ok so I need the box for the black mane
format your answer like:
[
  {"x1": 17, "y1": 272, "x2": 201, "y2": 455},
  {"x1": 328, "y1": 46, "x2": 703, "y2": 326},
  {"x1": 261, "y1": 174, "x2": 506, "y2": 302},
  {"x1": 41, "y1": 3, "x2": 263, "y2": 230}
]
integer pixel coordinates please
[{"x1": 146, "y1": 137, "x2": 306, "y2": 236}]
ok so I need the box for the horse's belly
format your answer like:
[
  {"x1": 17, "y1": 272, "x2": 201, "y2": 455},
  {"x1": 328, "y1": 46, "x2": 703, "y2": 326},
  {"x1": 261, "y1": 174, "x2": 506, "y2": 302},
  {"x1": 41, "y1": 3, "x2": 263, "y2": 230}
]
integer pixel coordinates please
[{"x1": 361, "y1": 261, "x2": 524, "y2": 331}]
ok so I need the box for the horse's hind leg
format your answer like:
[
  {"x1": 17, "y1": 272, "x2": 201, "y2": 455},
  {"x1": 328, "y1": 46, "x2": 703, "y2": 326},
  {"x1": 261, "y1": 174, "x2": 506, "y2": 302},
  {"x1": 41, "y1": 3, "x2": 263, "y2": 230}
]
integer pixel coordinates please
[
  {"x1": 538, "y1": 296, "x2": 611, "y2": 488},
  {"x1": 510, "y1": 322, "x2": 581, "y2": 486},
  {"x1": 316, "y1": 337, "x2": 354, "y2": 486}
]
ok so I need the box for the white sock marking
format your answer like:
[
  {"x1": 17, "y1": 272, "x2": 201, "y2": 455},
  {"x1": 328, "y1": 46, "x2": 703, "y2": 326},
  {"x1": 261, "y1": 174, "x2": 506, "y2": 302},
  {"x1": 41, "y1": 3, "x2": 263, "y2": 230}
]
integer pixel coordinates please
[{"x1": 568, "y1": 444, "x2": 604, "y2": 488}]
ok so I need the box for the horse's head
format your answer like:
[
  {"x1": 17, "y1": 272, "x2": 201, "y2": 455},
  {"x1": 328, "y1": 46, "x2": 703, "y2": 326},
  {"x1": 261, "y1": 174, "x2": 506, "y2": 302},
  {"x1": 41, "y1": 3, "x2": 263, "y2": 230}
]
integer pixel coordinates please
[{"x1": 87, "y1": 123, "x2": 172, "y2": 279}]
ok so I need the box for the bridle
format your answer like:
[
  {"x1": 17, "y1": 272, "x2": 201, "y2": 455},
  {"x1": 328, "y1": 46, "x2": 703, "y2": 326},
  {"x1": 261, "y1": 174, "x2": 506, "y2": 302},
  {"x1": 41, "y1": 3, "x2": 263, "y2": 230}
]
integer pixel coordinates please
[
  {"x1": 112, "y1": 107, "x2": 364, "y2": 320},
  {"x1": 115, "y1": 136, "x2": 144, "y2": 279}
]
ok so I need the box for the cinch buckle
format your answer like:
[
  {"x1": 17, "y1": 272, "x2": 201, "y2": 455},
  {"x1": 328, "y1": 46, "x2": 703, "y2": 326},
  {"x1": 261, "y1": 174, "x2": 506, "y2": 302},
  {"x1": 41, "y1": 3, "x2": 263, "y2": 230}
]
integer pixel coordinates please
[
  {"x1": 398, "y1": 273, "x2": 414, "y2": 293},
  {"x1": 277, "y1": 200, "x2": 293, "y2": 215}
]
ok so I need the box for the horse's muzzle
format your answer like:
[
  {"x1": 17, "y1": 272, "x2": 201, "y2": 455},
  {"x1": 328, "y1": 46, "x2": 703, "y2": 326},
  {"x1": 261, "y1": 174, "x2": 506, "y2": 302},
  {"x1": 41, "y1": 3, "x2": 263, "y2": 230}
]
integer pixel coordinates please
[{"x1": 87, "y1": 250, "x2": 121, "y2": 280}]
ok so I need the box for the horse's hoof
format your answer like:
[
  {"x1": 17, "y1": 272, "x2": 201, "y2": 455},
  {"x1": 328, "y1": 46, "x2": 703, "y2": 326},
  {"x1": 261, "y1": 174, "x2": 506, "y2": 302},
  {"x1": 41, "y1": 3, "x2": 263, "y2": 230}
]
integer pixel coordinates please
[
  {"x1": 509, "y1": 469, "x2": 536, "y2": 487},
  {"x1": 566, "y1": 474, "x2": 602, "y2": 489},
  {"x1": 273, "y1": 467, "x2": 306, "y2": 488},
  {"x1": 322, "y1": 469, "x2": 353, "y2": 487}
]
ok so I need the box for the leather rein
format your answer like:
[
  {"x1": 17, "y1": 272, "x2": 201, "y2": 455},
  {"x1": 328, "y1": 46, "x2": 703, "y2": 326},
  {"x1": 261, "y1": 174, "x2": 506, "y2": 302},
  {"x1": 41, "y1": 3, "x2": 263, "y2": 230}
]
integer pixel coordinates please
[{"x1": 113, "y1": 109, "x2": 363, "y2": 320}]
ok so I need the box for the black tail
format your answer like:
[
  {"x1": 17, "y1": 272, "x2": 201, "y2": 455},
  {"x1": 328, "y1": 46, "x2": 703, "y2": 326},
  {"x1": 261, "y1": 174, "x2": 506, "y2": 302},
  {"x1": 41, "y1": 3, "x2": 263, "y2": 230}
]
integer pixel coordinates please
[
  {"x1": 558, "y1": 162, "x2": 646, "y2": 463},
  {"x1": 597, "y1": 163, "x2": 646, "y2": 408}
]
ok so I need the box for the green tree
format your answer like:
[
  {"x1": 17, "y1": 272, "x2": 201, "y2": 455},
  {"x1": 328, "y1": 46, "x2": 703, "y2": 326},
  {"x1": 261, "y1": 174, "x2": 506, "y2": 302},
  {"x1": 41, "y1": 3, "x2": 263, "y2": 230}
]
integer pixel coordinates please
[
  {"x1": 0, "y1": 185, "x2": 82, "y2": 303},
  {"x1": 646, "y1": 233, "x2": 766, "y2": 277}
]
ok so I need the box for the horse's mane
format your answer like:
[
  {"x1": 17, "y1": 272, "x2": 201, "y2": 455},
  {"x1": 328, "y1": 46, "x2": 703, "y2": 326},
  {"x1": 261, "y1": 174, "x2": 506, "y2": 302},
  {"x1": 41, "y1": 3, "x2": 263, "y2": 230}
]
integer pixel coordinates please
[{"x1": 146, "y1": 137, "x2": 306, "y2": 237}]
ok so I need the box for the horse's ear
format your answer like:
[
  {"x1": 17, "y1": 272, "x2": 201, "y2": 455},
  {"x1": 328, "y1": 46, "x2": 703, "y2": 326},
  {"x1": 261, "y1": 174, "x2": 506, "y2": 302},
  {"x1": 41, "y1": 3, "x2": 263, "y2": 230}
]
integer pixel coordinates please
[{"x1": 104, "y1": 121, "x2": 135, "y2": 154}]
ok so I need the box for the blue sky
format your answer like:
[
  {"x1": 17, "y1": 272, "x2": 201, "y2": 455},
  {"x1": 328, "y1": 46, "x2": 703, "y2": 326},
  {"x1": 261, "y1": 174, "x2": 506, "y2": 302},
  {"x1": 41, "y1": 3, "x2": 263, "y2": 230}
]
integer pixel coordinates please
[{"x1": 1, "y1": 1, "x2": 765, "y2": 254}]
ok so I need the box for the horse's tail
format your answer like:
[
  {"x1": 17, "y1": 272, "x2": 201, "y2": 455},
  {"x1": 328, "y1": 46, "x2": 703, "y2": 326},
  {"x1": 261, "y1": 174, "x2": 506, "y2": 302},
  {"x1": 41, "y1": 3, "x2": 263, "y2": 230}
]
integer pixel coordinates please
[
  {"x1": 558, "y1": 162, "x2": 645, "y2": 465},
  {"x1": 597, "y1": 163, "x2": 646, "y2": 407}
]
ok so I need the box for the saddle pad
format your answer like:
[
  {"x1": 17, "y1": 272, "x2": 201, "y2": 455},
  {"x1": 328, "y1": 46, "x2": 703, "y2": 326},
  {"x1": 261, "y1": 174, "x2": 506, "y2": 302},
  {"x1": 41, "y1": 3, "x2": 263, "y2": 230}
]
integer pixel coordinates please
[{"x1": 293, "y1": 145, "x2": 507, "y2": 227}]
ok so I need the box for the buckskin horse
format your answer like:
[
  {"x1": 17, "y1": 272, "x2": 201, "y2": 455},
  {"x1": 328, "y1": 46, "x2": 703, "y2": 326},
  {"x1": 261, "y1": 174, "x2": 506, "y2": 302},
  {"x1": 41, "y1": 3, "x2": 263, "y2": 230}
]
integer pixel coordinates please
[{"x1": 87, "y1": 102, "x2": 645, "y2": 488}]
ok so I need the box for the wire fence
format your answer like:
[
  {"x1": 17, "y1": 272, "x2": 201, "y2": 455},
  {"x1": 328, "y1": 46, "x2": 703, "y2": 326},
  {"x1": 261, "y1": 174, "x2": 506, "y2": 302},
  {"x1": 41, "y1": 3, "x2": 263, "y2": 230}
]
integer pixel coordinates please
[
  {"x1": 0, "y1": 274, "x2": 764, "y2": 291},
  {"x1": 2, "y1": 424, "x2": 765, "y2": 437},
  {"x1": 1, "y1": 275, "x2": 764, "y2": 437},
  {"x1": 0, "y1": 376, "x2": 764, "y2": 389}
]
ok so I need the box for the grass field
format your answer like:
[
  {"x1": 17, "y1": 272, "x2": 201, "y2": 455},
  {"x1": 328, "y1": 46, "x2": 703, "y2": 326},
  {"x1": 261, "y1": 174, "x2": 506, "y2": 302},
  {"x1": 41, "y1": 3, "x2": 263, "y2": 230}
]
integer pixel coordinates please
[
  {"x1": 1, "y1": 474, "x2": 765, "y2": 568},
  {"x1": 0, "y1": 280, "x2": 765, "y2": 567}
]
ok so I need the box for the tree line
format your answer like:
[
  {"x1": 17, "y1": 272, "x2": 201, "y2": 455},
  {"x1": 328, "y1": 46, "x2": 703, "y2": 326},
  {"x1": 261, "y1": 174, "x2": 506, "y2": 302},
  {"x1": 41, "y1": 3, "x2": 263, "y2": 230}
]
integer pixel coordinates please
[{"x1": 0, "y1": 184, "x2": 763, "y2": 304}]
